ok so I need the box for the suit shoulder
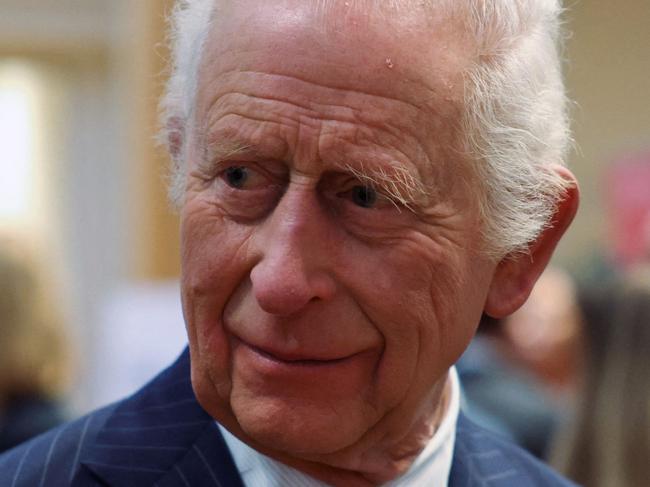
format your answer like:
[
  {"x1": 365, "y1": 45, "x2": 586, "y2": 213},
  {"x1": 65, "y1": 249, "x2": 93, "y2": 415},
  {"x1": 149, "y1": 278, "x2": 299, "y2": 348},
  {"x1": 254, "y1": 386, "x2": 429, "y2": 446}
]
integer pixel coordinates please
[
  {"x1": 452, "y1": 415, "x2": 579, "y2": 486},
  {"x1": 0, "y1": 403, "x2": 118, "y2": 487}
]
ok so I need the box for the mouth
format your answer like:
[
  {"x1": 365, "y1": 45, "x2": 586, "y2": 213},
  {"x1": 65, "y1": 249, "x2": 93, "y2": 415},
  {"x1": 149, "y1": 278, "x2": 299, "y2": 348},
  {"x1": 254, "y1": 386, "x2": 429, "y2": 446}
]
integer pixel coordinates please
[
  {"x1": 248, "y1": 343, "x2": 351, "y2": 366},
  {"x1": 228, "y1": 334, "x2": 379, "y2": 392},
  {"x1": 234, "y1": 336, "x2": 356, "y2": 367}
]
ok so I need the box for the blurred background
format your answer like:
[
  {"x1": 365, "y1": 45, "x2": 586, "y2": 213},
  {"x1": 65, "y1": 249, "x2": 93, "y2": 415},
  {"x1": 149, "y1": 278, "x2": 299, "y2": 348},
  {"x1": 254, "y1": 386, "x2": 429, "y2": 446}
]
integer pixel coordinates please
[
  {"x1": 0, "y1": 0, "x2": 185, "y2": 421},
  {"x1": 0, "y1": 0, "x2": 648, "y2": 482}
]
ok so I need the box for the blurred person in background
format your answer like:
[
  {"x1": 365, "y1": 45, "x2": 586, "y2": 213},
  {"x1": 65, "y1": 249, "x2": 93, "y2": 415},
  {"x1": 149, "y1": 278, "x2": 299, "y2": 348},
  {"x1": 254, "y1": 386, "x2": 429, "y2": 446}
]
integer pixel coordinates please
[
  {"x1": 458, "y1": 267, "x2": 582, "y2": 459},
  {"x1": 0, "y1": 238, "x2": 71, "y2": 453},
  {"x1": 500, "y1": 267, "x2": 581, "y2": 396},
  {"x1": 550, "y1": 277, "x2": 650, "y2": 487}
]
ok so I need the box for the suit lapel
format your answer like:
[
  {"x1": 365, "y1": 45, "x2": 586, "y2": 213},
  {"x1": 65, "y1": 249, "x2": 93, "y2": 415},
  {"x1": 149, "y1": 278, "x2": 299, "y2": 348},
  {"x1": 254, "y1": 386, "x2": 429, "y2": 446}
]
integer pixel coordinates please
[
  {"x1": 78, "y1": 348, "x2": 243, "y2": 487},
  {"x1": 155, "y1": 422, "x2": 244, "y2": 487},
  {"x1": 449, "y1": 413, "x2": 523, "y2": 487}
]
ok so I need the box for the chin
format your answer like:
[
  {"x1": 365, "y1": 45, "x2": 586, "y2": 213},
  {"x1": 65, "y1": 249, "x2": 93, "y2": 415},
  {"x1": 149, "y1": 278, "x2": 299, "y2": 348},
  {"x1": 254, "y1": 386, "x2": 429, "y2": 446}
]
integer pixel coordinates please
[{"x1": 231, "y1": 394, "x2": 370, "y2": 457}]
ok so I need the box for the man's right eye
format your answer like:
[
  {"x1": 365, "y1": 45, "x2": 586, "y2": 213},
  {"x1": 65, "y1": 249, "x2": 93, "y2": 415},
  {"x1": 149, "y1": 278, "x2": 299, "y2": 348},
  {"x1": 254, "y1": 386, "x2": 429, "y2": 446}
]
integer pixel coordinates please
[
  {"x1": 219, "y1": 165, "x2": 271, "y2": 191},
  {"x1": 224, "y1": 166, "x2": 249, "y2": 189}
]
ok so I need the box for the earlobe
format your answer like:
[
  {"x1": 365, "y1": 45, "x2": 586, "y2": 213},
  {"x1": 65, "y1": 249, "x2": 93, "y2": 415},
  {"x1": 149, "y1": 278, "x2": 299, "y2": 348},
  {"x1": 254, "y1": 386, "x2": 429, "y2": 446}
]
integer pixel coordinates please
[{"x1": 484, "y1": 166, "x2": 580, "y2": 318}]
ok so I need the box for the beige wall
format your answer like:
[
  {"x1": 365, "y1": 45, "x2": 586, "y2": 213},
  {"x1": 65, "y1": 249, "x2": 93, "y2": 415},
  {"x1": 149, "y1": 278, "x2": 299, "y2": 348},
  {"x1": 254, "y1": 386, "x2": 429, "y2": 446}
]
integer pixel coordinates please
[
  {"x1": 130, "y1": 0, "x2": 181, "y2": 280},
  {"x1": 555, "y1": 0, "x2": 650, "y2": 270}
]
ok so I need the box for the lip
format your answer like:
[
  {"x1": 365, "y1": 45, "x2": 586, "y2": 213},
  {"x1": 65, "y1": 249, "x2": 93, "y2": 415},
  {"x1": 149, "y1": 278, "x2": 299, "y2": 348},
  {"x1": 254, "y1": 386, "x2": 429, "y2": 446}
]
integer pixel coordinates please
[
  {"x1": 233, "y1": 336, "x2": 358, "y2": 366},
  {"x1": 250, "y1": 343, "x2": 351, "y2": 366}
]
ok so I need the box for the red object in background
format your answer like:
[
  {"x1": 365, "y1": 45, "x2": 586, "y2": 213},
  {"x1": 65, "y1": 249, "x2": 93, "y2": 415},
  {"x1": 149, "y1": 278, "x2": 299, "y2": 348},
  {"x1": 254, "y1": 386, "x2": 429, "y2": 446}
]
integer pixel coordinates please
[{"x1": 607, "y1": 152, "x2": 650, "y2": 267}]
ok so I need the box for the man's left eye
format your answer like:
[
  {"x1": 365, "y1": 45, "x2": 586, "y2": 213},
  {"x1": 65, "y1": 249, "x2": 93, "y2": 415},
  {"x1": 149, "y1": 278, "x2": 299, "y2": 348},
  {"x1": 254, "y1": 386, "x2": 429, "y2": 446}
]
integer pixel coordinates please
[{"x1": 351, "y1": 185, "x2": 378, "y2": 208}]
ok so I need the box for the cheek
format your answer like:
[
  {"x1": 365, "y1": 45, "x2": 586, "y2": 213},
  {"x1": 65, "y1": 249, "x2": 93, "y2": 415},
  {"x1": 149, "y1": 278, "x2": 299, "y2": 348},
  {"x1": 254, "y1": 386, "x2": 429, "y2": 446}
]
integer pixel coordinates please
[
  {"x1": 331, "y1": 247, "x2": 432, "y2": 410},
  {"x1": 180, "y1": 203, "x2": 256, "y2": 398},
  {"x1": 181, "y1": 202, "x2": 256, "y2": 295},
  {"x1": 346, "y1": 238, "x2": 490, "y2": 408}
]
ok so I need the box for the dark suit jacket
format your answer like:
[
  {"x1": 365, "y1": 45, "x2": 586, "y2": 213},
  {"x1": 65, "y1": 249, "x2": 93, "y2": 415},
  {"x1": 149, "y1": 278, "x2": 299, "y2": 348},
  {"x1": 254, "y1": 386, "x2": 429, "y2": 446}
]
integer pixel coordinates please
[
  {"x1": 0, "y1": 348, "x2": 577, "y2": 486},
  {"x1": 0, "y1": 394, "x2": 67, "y2": 453}
]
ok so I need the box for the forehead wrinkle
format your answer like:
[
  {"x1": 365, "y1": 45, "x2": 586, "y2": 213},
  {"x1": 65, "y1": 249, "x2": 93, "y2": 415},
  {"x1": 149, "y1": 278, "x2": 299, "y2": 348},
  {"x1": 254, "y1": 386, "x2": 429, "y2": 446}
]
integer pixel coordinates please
[
  {"x1": 200, "y1": 81, "x2": 436, "y2": 169},
  {"x1": 200, "y1": 88, "x2": 296, "y2": 155},
  {"x1": 201, "y1": 70, "x2": 433, "y2": 122}
]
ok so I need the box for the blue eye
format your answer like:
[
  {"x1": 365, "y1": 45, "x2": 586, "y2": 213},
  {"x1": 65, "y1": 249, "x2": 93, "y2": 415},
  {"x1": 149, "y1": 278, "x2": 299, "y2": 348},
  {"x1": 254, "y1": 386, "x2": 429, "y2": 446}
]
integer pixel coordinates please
[
  {"x1": 351, "y1": 185, "x2": 377, "y2": 208},
  {"x1": 224, "y1": 166, "x2": 248, "y2": 188}
]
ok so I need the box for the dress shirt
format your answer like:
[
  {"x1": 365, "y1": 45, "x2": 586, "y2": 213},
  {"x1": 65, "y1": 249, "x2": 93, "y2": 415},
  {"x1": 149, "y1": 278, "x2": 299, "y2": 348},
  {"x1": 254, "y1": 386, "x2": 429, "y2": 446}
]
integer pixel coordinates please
[{"x1": 219, "y1": 367, "x2": 460, "y2": 486}]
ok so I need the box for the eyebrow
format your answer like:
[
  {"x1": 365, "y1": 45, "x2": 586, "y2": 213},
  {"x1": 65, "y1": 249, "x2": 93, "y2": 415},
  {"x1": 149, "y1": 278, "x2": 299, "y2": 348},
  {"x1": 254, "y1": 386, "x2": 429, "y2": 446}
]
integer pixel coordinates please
[
  {"x1": 199, "y1": 125, "x2": 289, "y2": 171},
  {"x1": 201, "y1": 139, "x2": 252, "y2": 170}
]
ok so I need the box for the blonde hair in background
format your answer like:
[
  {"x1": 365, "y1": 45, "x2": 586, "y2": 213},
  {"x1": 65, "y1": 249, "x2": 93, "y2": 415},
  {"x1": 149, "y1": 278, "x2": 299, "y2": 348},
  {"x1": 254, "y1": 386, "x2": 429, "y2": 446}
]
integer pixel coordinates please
[{"x1": 0, "y1": 236, "x2": 72, "y2": 404}]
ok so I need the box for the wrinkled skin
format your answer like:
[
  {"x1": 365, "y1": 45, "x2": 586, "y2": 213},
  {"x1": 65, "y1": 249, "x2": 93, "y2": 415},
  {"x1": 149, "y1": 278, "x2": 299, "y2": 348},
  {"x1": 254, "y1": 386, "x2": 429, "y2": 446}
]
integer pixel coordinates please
[{"x1": 178, "y1": 1, "x2": 577, "y2": 485}]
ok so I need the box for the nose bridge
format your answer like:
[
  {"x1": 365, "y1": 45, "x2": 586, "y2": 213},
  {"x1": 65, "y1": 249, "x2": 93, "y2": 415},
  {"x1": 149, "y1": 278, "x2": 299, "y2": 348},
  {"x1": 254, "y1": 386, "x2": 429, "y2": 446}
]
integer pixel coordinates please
[
  {"x1": 269, "y1": 179, "x2": 329, "y2": 249},
  {"x1": 250, "y1": 184, "x2": 337, "y2": 315}
]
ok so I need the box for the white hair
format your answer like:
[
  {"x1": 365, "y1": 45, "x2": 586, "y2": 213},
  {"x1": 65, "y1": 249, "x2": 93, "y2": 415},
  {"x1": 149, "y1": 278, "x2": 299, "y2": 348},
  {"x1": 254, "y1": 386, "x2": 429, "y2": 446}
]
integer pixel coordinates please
[
  {"x1": 458, "y1": 1, "x2": 572, "y2": 256},
  {"x1": 160, "y1": 0, "x2": 572, "y2": 257},
  {"x1": 160, "y1": 0, "x2": 216, "y2": 202}
]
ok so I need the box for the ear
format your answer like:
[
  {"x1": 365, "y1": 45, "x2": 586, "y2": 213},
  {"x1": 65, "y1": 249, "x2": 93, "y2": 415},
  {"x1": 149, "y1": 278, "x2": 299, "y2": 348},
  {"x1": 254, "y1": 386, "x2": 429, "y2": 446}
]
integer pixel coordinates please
[
  {"x1": 166, "y1": 116, "x2": 185, "y2": 161},
  {"x1": 484, "y1": 165, "x2": 580, "y2": 318}
]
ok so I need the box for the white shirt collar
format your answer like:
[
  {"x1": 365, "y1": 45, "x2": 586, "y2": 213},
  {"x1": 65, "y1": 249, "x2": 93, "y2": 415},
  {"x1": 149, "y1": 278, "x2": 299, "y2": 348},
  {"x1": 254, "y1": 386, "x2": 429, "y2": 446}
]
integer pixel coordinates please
[{"x1": 219, "y1": 367, "x2": 460, "y2": 486}]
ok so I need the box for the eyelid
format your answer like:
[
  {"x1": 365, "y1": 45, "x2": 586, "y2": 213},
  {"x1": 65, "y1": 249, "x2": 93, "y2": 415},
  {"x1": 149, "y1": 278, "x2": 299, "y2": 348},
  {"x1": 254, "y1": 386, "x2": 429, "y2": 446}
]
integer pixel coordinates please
[
  {"x1": 196, "y1": 158, "x2": 231, "y2": 180},
  {"x1": 207, "y1": 159, "x2": 283, "y2": 180},
  {"x1": 336, "y1": 182, "x2": 401, "y2": 211}
]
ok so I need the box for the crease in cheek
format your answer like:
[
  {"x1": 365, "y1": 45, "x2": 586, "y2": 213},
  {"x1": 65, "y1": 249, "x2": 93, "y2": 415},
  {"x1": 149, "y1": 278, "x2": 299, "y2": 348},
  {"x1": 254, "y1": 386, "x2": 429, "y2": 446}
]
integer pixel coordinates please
[
  {"x1": 189, "y1": 294, "x2": 236, "y2": 402},
  {"x1": 185, "y1": 302, "x2": 235, "y2": 405},
  {"x1": 364, "y1": 246, "x2": 453, "y2": 403},
  {"x1": 430, "y1": 262, "x2": 480, "y2": 363},
  {"x1": 357, "y1": 296, "x2": 421, "y2": 413},
  {"x1": 339, "y1": 262, "x2": 421, "y2": 411},
  {"x1": 182, "y1": 210, "x2": 257, "y2": 404},
  {"x1": 207, "y1": 330, "x2": 235, "y2": 399}
]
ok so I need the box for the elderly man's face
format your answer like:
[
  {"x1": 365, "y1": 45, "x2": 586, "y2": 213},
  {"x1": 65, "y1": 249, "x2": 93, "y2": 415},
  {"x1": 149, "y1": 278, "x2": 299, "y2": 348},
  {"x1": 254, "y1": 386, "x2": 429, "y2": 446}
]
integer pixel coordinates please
[{"x1": 180, "y1": 0, "x2": 496, "y2": 474}]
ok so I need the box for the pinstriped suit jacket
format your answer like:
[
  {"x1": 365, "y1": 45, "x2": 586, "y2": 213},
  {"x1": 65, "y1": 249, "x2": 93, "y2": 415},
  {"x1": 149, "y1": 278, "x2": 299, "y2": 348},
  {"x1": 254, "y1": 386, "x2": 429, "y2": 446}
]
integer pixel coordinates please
[{"x1": 0, "y1": 349, "x2": 577, "y2": 486}]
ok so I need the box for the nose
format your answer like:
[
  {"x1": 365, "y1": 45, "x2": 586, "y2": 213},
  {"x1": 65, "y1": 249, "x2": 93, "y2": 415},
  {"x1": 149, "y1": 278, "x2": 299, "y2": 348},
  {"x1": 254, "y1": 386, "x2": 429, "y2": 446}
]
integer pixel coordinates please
[{"x1": 250, "y1": 187, "x2": 337, "y2": 316}]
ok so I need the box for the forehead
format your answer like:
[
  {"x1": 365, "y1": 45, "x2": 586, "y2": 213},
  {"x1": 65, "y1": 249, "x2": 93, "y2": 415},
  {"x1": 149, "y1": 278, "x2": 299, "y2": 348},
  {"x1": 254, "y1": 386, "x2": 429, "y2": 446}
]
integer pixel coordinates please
[{"x1": 199, "y1": 0, "x2": 471, "y2": 111}]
